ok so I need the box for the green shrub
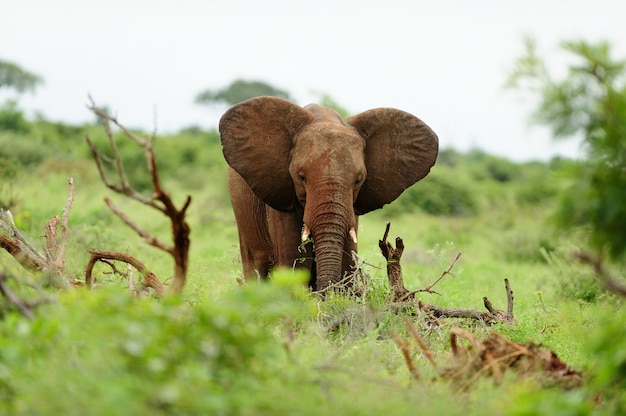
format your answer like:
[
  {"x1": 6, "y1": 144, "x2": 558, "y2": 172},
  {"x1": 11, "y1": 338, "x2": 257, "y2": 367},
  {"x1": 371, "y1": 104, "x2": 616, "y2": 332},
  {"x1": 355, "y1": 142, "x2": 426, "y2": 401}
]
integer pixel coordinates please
[
  {"x1": 0, "y1": 273, "x2": 314, "y2": 415},
  {"x1": 0, "y1": 100, "x2": 29, "y2": 133},
  {"x1": 587, "y1": 308, "x2": 626, "y2": 413},
  {"x1": 541, "y1": 246, "x2": 606, "y2": 302},
  {"x1": 395, "y1": 168, "x2": 481, "y2": 216}
]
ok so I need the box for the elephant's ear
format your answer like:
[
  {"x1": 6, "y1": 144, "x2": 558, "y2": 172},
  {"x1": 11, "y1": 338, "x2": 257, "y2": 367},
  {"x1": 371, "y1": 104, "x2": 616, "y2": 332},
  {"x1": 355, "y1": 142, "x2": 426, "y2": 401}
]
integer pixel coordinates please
[
  {"x1": 220, "y1": 96, "x2": 313, "y2": 211},
  {"x1": 349, "y1": 108, "x2": 438, "y2": 215}
]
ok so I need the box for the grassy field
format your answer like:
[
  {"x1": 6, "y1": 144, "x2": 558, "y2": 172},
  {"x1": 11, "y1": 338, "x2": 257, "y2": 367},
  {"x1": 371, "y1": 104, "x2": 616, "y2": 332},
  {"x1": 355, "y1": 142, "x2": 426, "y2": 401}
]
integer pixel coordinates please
[{"x1": 1, "y1": 129, "x2": 625, "y2": 415}]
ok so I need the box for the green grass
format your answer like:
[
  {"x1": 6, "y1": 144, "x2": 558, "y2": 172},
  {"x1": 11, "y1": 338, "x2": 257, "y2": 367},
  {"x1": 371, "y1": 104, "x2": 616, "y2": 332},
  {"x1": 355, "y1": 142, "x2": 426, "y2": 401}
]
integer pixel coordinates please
[{"x1": 1, "y1": 148, "x2": 625, "y2": 415}]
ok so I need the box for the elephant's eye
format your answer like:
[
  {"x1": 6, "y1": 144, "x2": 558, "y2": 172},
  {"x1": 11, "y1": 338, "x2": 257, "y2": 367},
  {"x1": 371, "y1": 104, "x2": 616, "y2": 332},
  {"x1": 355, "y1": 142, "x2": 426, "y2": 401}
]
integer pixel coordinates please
[
  {"x1": 298, "y1": 173, "x2": 306, "y2": 184},
  {"x1": 354, "y1": 175, "x2": 363, "y2": 186}
]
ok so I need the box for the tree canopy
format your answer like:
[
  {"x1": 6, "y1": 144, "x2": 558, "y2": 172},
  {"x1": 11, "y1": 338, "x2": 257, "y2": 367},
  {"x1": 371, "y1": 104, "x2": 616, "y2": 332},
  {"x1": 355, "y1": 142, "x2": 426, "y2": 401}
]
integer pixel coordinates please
[
  {"x1": 195, "y1": 79, "x2": 291, "y2": 106},
  {"x1": 0, "y1": 59, "x2": 43, "y2": 93},
  {"x1": 509, "y1": 38, "x2": 626, "y2": 260}
]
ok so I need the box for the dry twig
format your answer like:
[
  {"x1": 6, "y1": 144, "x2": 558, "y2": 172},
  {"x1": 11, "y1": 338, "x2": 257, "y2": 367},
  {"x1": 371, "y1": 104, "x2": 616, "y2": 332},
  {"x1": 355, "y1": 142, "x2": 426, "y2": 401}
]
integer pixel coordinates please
[{"x1": 392, "y1": 330, "x2": 420, "y2": 380}]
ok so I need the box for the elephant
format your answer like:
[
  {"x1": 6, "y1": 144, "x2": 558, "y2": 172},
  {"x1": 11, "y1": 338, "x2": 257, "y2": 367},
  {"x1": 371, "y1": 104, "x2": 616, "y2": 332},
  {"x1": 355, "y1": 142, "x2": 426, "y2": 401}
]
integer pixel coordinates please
[{"x1": 219, "y1": 96, "x2": 438, "y2": 292}]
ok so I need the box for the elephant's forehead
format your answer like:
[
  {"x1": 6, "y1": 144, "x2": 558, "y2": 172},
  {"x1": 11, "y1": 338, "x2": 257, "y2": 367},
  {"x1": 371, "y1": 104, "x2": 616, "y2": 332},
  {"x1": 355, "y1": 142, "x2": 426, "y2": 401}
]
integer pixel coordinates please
[
  {"x1": 296, "y1": 123, "x2": 364, "y2": 147},
  {"x1": 293, "y1": 124, "x2": 365, "y2": 169}
]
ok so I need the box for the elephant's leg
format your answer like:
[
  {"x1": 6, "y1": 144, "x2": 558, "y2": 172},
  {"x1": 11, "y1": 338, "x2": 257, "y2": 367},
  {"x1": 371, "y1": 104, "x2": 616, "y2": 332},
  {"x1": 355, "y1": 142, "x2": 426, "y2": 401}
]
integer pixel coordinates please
[
  {"x1": 227, "y1": 168, "x2": 273, "y2": 281},
  {"x1": 267, "y1": 205, "x2": 315, "y2": 283}
]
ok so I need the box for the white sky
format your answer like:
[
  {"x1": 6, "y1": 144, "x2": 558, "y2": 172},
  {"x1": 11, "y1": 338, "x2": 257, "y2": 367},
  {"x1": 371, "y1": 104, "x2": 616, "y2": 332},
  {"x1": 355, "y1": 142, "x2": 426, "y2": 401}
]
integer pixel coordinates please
[{"x1": 2, "y1": 0, "x2": 624, "y2": 161}]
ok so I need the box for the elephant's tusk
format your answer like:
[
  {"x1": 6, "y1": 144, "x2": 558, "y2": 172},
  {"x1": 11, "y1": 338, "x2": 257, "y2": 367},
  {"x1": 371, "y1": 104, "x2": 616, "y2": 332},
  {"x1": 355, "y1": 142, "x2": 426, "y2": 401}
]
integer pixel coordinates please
[
  {"x1": 301, "y1": 224, "x2": 311, "y2": 242},
  {"x1": 349, "y1": 227, "x2": 358, "y2": 244}
]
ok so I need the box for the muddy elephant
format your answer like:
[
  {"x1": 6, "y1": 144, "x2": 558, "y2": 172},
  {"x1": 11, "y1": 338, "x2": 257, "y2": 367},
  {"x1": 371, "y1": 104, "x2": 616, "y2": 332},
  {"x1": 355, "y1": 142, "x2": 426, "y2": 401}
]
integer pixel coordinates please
[{"x1": 219, "y1": 96, "x2": 438, "y2": 292}]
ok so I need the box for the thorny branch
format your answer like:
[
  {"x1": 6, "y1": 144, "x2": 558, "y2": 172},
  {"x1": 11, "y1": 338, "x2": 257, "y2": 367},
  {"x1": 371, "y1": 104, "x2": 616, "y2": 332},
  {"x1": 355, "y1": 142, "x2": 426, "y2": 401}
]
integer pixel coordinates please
[{"x1": 104, "y1": 197, "x2": 173, "y2": 253}]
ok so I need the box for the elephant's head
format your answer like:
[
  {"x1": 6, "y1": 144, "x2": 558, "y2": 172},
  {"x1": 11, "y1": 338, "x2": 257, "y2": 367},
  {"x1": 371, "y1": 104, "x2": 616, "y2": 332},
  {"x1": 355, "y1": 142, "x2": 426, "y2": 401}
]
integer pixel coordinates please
[{"x1": 220, "y1": 96, "x2": 438, "y2": 290}]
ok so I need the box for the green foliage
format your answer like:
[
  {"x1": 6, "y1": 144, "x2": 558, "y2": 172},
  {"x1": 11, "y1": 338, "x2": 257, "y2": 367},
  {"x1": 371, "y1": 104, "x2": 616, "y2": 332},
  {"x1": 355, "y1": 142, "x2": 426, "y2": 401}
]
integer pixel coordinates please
[
  {"x1": 0, "y1": 99, "x2": 30, "y2": 132},
  {"x1": 195, "y1": 79, "x2": 291, "y2": 106},
  {"x1": 0, "y1": 279, "x2": 314, "y2": 415},
  {"x1": 541, "y1": 246, "x2": 606, "y2": 302},
  {"x1": 0, "y1": 156, "x2": 21, "y2": 209},
  {"x1": 509, "y1": 38, "x2": 626, "y2": 260},
  {"x1": 0, "y1": 59, "x2": 43, "y2": 93},
  {"x1": 395, "y1": 167, "x2": 481, "y2": 216},
  {"x1": 587, "y1": 308, "x2": 626, "y2": 413}
]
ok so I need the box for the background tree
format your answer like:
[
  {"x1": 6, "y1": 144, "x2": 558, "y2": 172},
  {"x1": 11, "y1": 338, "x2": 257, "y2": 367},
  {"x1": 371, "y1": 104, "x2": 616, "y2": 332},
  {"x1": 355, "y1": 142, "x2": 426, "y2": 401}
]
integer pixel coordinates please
[
  {"x1": 508, "y1": 38, "x2": 626, "y2": 262},
  {"x1": 195, "y1": 79, "x2": 291, "y2": 106},
  {"x1": 0, "y1": 59, "x2": 43, "y2": 93}
]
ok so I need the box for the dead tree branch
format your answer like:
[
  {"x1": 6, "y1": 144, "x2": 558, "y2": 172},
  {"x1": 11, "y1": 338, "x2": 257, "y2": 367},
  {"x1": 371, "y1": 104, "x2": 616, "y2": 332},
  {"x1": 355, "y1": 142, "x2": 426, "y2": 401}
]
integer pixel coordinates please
[
  {"x1": 0, "y1": 209, "x2": 46, "y2": 271},
  {"x1": 85, "y1": 248, "x2": 164, "y2": 296},
  {"x1": 0, "y1": 178, "x2": 75, "y2": 289},
  {"x1": 418, "y1": 252, "x2": 462, "y2": 295},
  {"x1": 379, "y1": 222, "x2": 410, "y2": 301},
  {"x1": 380, "y1": 223, "x2": 515, "y2": 325},
  {"x1": 86, "y1": 98, "x2": 191, "y2": 293}
]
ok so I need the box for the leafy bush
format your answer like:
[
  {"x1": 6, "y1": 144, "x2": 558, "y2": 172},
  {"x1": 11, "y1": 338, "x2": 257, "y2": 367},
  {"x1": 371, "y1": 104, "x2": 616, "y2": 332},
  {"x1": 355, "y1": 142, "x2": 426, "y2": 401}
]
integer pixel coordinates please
[
  {"x1": 587, "y1": 308, "x2": 626, "y2": 413},
  {"x1": 0, "y1": 272, "x2": 314, "y2": 415},
  {"x1": 395, "y1": 167, "x2": 481, "y2": 216},
  {"x1": 0, "y1": 100, "x2": 30, "y2": 133},
  {"x1": 541, "y1": 246, "x2": 606, "y2": 302}
]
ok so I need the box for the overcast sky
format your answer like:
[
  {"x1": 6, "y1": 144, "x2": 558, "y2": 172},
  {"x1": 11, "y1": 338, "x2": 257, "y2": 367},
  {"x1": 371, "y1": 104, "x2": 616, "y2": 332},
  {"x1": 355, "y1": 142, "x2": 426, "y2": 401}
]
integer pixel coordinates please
[{"x1": 2, "y1": 0, "x2": 624, "y2": 161}]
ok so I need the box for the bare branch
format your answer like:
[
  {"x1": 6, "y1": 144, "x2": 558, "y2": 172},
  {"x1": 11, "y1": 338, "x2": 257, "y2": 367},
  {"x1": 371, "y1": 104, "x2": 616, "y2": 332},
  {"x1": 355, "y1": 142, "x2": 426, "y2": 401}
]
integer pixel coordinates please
[
  {"x1": 104, "y1": 197, "x2": 173, "y2": 253},
  {"x1": 56, "y1": 177, "x2": 74, "y2": 267},
  {"x1": 44, "y1": 215, "x2": 59, "y2": 266},
  {"x1": 505, "y1": 278, "x2": 515, "y2": 320},
  {"x1": 417, "y1": 252, "x2": 462, "y2": 295},
  {"x1": 0, "y1": 209, "x2": 47, "y2": 269},
  {"x1": 85, "y1": 248, "x2": 164, "y2": 296},
  {"x1": 379, "y1": 223, "x2": 515, "y2": 325},
  {"x1": 379, "y1": 222, "x2": 410, "y2": 301},
  {"x1": 86, "y1": 98, "x2": 192, "y2": 293}
]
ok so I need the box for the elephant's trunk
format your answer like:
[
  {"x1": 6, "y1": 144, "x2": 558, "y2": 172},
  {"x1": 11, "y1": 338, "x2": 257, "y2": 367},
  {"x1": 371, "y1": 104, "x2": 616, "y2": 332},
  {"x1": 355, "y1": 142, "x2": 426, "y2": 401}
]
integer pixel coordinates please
[{"x1": 304, "y1": 182, "x2": 354, "y2": 292}]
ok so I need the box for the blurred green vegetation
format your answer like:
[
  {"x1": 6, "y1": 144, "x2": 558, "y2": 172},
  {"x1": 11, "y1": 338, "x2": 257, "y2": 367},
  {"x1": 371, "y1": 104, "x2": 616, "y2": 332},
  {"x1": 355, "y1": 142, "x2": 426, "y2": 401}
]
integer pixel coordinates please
[{"x1": 509, "y1": 38, "x2": 626, "y2": 261}]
